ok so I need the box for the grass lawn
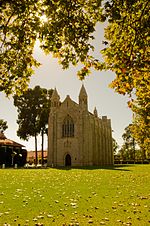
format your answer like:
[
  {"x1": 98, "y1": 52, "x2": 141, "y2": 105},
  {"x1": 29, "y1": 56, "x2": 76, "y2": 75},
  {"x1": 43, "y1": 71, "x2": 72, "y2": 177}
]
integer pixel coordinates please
[{"x1": 0, "y1": 165, "x2": 149, "y2": 226}]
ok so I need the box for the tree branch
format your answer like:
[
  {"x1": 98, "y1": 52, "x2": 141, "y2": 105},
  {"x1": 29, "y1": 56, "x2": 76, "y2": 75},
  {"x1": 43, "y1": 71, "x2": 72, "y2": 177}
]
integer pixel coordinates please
[{"x1": 0, "y1": 11, "x2": 15, "y2": 49}]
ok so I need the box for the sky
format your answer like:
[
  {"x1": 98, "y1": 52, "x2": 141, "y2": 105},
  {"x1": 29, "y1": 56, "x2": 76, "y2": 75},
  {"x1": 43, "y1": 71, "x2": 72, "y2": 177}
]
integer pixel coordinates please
[{"x1": 0, "y1": 24, "x2": 132, "y2": 151}]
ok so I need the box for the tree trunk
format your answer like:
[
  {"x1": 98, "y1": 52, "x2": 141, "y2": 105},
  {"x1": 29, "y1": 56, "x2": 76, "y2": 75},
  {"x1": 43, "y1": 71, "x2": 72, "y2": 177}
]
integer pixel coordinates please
[
  {"x1": 41, "y1": 129, "x2": 44, "y2": 166},
  {"x1": 35, "y1": 133, "x2": 38, "y2": 165}
]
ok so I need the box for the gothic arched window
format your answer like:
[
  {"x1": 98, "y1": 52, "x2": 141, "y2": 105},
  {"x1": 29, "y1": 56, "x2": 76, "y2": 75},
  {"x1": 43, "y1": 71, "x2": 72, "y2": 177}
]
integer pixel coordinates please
[{"x1": 62, "y1": 115, "x2": 74, "y2": 137}]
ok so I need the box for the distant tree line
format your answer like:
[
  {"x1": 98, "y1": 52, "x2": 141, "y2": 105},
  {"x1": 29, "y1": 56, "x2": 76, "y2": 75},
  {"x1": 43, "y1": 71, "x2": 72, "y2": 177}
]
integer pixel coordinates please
[{"x1": 114, "y1": 124, "x2": 149, "y2": 164}]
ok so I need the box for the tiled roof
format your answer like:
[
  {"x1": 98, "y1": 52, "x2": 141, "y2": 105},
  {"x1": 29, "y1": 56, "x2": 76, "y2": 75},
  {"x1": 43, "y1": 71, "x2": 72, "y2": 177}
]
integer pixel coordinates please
[{"x1": 0, "y1": 133, "x2": 24, "y2": 147}]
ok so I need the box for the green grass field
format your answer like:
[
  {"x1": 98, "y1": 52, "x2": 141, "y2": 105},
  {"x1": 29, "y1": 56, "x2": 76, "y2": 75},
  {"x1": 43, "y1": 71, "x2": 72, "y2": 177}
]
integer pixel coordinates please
[{"x1": 0, "y1": 165, "x2": 149, "y2": 226}]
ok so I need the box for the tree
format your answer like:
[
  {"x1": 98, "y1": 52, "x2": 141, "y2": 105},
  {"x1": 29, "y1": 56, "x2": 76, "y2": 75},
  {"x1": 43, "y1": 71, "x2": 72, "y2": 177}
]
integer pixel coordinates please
[
  {"x1": 117, "y1": 145, "x2": 127, "y2": 162},
  {"x1": 121, "y1": 124, "x2": 136, "y2": 162},
  {"x1": 1, "y1": 0, "x2": 102, "y2": 95},
  {"x1": 120, "y1": 123, "x2": 147, "y2": 162},
  {"x1": 13, "y1": 86, "x2": 53, "y2": 165},
  {"x1": 100, "y1": 0, "x2": 150, "y2": 155},
  {"x1": 0, "y1": 119, "x2": 8, "y2": 133},
  {"x1": 37, "y1": 89, "x2": 53, "y2": 165},
  {"x1": 112, "y1": 138, "x2": 119, "y2": 155},
  {"x1": 132, "y1": 114, "x2": 149, "y2": 161}
]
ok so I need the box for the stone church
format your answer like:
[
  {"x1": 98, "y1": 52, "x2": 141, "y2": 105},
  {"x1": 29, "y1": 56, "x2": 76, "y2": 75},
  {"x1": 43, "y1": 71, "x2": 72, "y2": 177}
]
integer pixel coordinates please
[{"x1": 47, "y1": 85, "x2": 113, "y2": 167}]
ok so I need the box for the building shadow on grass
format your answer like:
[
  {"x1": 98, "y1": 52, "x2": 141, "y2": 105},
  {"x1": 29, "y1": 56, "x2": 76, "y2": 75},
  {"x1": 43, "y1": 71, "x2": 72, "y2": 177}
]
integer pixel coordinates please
[{"x1": 51, "y1": 164, "x2": 134, "y2": 171}]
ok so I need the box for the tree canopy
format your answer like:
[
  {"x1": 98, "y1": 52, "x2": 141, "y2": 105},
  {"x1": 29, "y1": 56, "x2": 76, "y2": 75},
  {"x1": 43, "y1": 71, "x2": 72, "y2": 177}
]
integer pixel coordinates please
[
  {"x1": 1, "y1": 0, "x2": 103, "y2": 95},
  {"x1": 88, "y1": 0, "x2": 149, "y2": 154},
  {"x1": 0, "y1": 119, "x2": 8, "y2": 133},
  {"x1": 100, "y1": 0, "x2": 150, "y2": 154},
  {"x1": 13, "y1": 86, "x2": 53, "y2": 164},
  {"x1": 1, "y1": 0, "x2": 149, "y2": 94}
]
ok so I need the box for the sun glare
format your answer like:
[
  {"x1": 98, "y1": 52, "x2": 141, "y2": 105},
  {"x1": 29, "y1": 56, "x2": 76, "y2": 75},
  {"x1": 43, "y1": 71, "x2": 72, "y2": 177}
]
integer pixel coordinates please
[{"x1": 40, "y1": 14, "x2": 48, "y2": 23}]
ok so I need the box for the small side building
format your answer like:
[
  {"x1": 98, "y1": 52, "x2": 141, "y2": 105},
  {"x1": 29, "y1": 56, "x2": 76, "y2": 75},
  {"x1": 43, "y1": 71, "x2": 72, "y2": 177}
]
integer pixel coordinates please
[
  {"x1": 47, "y1": 85, "x2": 113, "y2": 167},
  {"x1": 0, "y1": 133, "x2": 27, "y2": 167},
  {"x1": 27, "y1": 150, "x2": 48, "y2": 164}
]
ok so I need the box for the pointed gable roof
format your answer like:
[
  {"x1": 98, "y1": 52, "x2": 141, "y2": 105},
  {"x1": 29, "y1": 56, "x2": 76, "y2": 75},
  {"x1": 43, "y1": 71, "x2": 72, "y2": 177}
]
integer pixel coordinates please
[
  {"x1": 51, "y1": 88, "x2": 60, "y2": 100},
  {"x1": 94, "y1": 107, "x2": 98, "y2": 117},
  {"x1": 62, "y1": 95, "x2": 73, "y2": 105},
  {"x1": 79, "y1": 84, "x2": 87, "y2": 97},
  {"x1": 60, "y1": 94, "x2": 78, "y2": 110}
]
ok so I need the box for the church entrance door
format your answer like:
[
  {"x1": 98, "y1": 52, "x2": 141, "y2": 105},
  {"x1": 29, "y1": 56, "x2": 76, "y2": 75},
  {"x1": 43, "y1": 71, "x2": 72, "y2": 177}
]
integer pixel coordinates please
[{"x1": 65, "y1": 154, "x2": 71, "y2": 166}]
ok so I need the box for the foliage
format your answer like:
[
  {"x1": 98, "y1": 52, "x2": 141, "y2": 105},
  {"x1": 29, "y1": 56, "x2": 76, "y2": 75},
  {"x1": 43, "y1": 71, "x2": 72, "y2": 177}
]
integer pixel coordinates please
[
  {"x1": 1, "y1": 0, "x2": 103, "y2": 95},
  {"x1": 117, "y1": 124, "x2": 147, "y2": 161},
  {"x1": 13, "y1": 86, "x2": 53, "y2": 164},
  {"x1": 112, "y1": 137, "x2": 119, "y2": 154},
  {"x1": 102, "y1": 0, "x2": 149, "y2": 82},
  {"x1": 0, "y1": 119, "x2": 8, "y2": 133},
  {"x1": 132, "y1": 114, "x2": 150, "y2": 159},
  {"x1": 119, "y1": 124, "x2": 136, "y2": 161},
  {"x1": 0, "y1": 165, "x2": 150, "y2": 225},
  {"x1": 0, "y1": 0, "x2": 41, "y2": 95},
  {"x1": 101, "y1": 0, "x2": 150, "y2": 154},
  {"x1": 122, "y1": 124, "x2": 136, "y2": 160}
]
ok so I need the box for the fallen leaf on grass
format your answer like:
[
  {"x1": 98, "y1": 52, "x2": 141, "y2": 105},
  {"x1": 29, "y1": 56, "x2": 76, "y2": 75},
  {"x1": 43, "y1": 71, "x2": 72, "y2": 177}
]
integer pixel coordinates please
[
  {"x1": 47, "y1": 214, "x2": 53, "y2": 218},
  {"x1": 100, "y1": 222, "x2": 105, "y2": 225}
]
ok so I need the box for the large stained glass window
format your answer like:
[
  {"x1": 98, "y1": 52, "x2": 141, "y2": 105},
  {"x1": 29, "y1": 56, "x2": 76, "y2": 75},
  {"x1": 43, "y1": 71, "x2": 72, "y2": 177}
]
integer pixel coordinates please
[{"x1": 62, "y1": 115, "x2": 74, "y2": 137}]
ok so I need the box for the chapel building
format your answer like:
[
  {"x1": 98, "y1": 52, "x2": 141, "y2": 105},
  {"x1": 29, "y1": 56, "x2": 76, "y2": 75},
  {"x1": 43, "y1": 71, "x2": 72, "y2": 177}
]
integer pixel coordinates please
[{"x1": 47, "y1": 85, "x2": 113, "y2": 167}]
